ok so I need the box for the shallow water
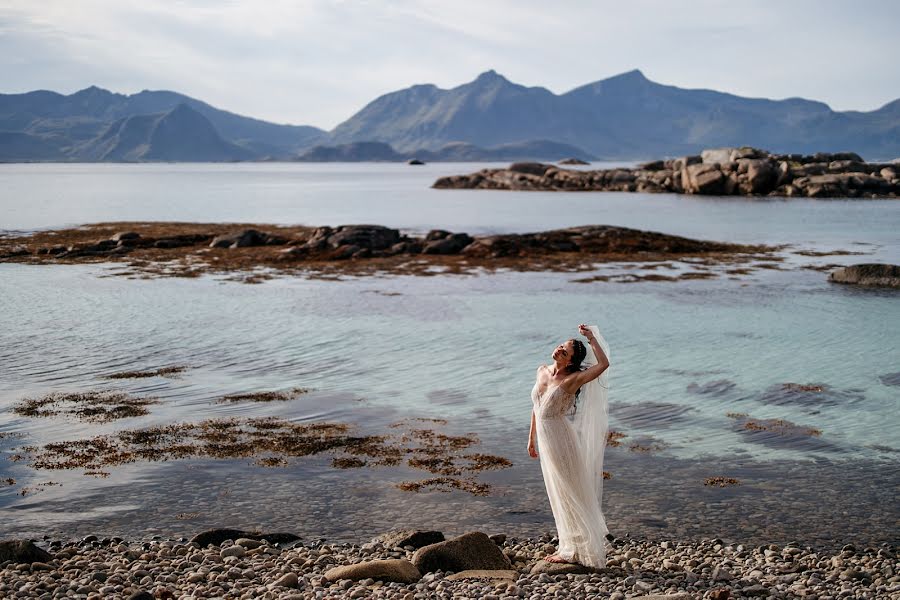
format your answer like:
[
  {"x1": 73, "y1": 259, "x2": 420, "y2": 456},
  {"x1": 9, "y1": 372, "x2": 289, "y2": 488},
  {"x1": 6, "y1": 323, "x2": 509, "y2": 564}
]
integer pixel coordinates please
[{"x1": 1, "y1": 163, "x2": 898, "y2": 547}]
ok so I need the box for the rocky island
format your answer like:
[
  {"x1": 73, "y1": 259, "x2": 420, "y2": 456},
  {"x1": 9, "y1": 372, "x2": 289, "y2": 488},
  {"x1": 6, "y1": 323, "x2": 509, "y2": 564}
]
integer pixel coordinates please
[
  {"x1": 0, "y1": 222, "x2": 773, "y2": 281},
  {"x1": 433, "y1": 147, "x2": 900, "y2": 198}
]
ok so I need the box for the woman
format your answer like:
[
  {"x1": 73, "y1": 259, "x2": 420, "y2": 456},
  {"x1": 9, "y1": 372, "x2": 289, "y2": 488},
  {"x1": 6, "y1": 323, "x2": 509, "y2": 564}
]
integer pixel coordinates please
[{"x1": 528, "y1": 323, "x2": 611, "y2": 567}]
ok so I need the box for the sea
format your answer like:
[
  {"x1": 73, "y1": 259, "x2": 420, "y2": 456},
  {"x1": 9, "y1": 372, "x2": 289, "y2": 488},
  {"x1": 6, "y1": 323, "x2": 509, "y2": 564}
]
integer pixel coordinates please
[{"x1": 1, "y1": 162, "x2": 898, "y2": 549}]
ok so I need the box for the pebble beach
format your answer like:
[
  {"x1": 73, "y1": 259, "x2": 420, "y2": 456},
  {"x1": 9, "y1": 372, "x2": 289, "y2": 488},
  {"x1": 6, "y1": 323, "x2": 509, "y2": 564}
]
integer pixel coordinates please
[{"x1": 2, "y1": 529, "x2": 898, "y2": 600}]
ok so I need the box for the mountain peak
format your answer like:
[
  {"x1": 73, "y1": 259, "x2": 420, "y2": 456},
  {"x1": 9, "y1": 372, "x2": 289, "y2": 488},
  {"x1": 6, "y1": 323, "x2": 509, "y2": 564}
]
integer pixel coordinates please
[
  {"x1": 603, "y1": 69, "x2": 648, "y2": 84},
  {"x1": 473, "y1": 69, "x2": 510, "y2": 85}
]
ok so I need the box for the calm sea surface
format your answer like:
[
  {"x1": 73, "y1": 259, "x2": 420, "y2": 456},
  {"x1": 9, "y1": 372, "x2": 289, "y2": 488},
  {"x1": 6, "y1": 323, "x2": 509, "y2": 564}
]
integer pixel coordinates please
[{"x1": 1, "y1": 163, "x2": 898, "y2": 548}]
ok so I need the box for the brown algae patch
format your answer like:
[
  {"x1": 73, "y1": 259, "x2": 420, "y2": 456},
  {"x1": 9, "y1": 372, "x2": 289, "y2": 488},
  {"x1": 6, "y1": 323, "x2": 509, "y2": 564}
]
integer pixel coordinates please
[
  {"x1": 106, "y1": 366, "x2": 189, "y2": 379},
  {"x1": 13, "y1": 417, "x2": 512, "y2": 496},
  {"x1": 704, "y1": 476, "x2": 740, "y2": 487},
  {"x1": 13, "y1": 391, "x2": 159, "y2": 422},
  {"x1": 606, "y1": 430, "x2": 628, "y2": 447},
  {"x1": 217, "y1": 387, "x2": 311, "y2": 403}
]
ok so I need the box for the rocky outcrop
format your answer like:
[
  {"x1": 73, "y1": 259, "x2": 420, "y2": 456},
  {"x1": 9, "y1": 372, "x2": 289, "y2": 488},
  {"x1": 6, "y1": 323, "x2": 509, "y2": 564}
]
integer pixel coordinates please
[
  {"x1": 209, "y1": 229, "x2": 288, "y2": 248},
  {"x1": 433, "y1": 147, "x2": 900, "y2": 198},
  {"x1": 411, "y1": 531, "x2": 512, "y2": 573},
  {"x1": 828, "y1": 264, "x2": 900, "y2": 288}
]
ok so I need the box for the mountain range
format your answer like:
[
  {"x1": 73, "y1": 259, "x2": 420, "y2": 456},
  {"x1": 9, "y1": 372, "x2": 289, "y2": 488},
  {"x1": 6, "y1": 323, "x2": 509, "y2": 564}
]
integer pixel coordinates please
[{"x1": 1, "y1": 70, "x2": 898, "y2": 162}]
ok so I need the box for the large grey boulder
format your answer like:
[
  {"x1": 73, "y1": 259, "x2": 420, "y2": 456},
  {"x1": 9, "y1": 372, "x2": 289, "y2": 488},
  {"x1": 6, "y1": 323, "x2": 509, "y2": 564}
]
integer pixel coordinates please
[
  {"x1": 324, "y1": 559, "x2": 421, "y2": 584},
  {"x1": 701, "y1": 148, "x2": 735, "y2": 165},
  {"x1": 829, "y1": 264, "x2": 900, "y2": 288},
  {"x1": 683, "y1": 163, "x2": 729, "y2": 195},
  {"x1": 412, "y1": 531, "x2": 512, "y2": 573},
  {"x1": 745, "y1": 159, "x2": 779, "y2": 194},
  {"x1": 374, "y1": 530, "x2": 444, "y2": 550},
  {"x1": 326, "y1": 225, "x2": 401, "y2": 251},
  {"x1": 0, "y1": 540, "x2": 53, "y2": 564}
]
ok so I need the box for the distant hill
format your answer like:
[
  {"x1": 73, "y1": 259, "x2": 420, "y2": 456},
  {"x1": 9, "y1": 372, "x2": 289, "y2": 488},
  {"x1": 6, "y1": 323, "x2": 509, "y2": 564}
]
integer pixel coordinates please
[
  {"x1": 0, "y1": 86, "x2": 325, "y2": 161},
  {"x1": 296, "y1": 139, "x2": 595, "y2": 162},
  {"x1": 1, "y1": 72, "x2": 898, "y2": 162},
  {"x1": 330, "y1": 69, "x2": 900, "y2": 160},
  {"x1": 77, "y1": 104, "x2": 254, "y2": 161}
]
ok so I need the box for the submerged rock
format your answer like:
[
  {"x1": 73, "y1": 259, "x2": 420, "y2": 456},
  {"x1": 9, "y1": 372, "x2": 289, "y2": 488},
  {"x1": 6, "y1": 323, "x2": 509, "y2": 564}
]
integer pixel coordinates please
[
  {"x1": 374, "y1": 530, "x2": 444, "y2": 550},
  {"x1": 829, "y1": 263, "x2": 900, "y2": 288},
  {"x1": 190, "y1": 528, "x2": 300, "y2": 547}
]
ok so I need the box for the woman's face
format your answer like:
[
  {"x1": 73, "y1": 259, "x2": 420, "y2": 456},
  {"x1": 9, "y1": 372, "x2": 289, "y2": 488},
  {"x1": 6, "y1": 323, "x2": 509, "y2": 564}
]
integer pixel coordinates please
[{"x1": 552, "y1": 339, "x2": 575, "y2": 364}]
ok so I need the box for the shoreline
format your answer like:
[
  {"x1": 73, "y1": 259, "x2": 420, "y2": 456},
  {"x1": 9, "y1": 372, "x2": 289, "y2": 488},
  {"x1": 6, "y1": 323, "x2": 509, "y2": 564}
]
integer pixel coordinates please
[
  {"x1": 2, "y1": 529, "x2": 896, "y2": 599},
  {"x1": 0, "y1": 221, "x2": 777, "y2": 283}
]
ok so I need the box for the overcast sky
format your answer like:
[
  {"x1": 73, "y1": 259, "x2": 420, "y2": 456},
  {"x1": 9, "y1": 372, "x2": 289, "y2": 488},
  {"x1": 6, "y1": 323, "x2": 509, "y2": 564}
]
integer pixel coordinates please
[{"x1": 1, "y1": 0, "x2": 898, "y2": 129}]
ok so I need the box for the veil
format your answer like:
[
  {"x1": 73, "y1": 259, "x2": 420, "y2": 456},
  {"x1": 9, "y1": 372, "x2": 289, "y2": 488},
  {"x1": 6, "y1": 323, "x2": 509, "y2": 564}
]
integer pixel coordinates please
[{"x1": 572, "y1": 325, "x2": 611, "y2": 537}]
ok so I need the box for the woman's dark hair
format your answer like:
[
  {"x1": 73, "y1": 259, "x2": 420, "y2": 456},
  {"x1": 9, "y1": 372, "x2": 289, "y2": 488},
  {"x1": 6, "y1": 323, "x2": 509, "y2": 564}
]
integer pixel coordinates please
[
  {"x1": 567, "y1": 339, "x2": 587, "y2": 415},
  {"x1": 568, "y1": 339, "x2": 587, "y2": 374}
]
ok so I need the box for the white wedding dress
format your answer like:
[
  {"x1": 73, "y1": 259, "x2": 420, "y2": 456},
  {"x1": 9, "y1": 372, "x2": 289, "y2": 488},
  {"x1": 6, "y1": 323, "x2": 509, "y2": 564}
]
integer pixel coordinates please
[{"x1": 531, "y1": 327, "x2": 610, "y2": 568}]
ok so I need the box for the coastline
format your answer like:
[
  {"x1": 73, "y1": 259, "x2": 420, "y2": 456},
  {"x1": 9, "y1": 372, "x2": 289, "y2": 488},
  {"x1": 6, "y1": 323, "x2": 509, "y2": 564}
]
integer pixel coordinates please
[{"x1": 2, "y1": 528, "x2": 896, "y2": 599}]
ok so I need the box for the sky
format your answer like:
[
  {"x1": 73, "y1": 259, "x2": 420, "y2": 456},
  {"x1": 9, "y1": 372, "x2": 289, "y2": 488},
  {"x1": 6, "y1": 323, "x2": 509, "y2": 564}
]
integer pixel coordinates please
[{"x1": 1, "y1": 0, "x2": 898, "y2": 130}]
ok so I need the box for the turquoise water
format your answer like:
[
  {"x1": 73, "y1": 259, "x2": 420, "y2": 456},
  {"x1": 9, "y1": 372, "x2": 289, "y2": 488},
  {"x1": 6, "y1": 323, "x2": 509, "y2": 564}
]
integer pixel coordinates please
[{"x1": 0, "y1": 163, "x2": 898, "y2": 546}]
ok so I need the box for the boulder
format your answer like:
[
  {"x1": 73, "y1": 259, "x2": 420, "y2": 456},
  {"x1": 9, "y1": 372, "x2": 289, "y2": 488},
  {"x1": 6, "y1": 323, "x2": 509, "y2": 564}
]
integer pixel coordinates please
[
  {"x1": 670, "y1": 155, "x2": 701, "y2": 171},
  {"x1": 530, "y1": 559, "x2": 602, "y2": 575},
  {"x1": 701, "y1": 148, "x2": 736, "y2": 165},
  {"x1": 745, "y1": 159, "x2": 779, "y2": 194},
  {"x1": 0, "y1": 540, "x2": 53, "y2": 564},
  {"x1": 445, "y1": 569, "x2": 517, "y2": 581},
  {"x1": 375, "y1": 530, "x2": 444, "y2": 550},
  {"x1": 880, "y1": 167, "x2": 897, "y2": 181},
  {"x1": 828, "y1": 264, "x2": 900, "y2": 288},
  {"x1": 324, "y1": 559, "x2": 421, "y2": 584},
  {"x1": 209, "y1": 229, "x2": 270, "y2": 248},
  {"x1": 422, "y1": 233, "x2": 474, "y2": 255},
  {"x1": 327, "y1": 225, "x2": 400, "y2": 251},
  {"x1": 425, "y1": 230, "x2": 452, "y2": 241},
  {"x1": 412, "y1": 531, "x2": 512, "y2": 573},
  {"x1": 190, "y1": 529, "x2": 300, "y2": 547},
  {"x1": 558, "y1": 158, "x2": 589, "y2": 165},
  {"x1": 683, "y1": 163, "x2": 729, "y2": 195},
  {"x1": 639, "y1": 160, "x2": 665, "y2": 171}
]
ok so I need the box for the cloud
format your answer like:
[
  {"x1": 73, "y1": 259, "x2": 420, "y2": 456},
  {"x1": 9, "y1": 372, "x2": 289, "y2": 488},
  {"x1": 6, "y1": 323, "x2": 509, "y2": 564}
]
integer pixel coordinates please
[{"x1": 1, "y1": 0, "x2": 898, "y2": 128}]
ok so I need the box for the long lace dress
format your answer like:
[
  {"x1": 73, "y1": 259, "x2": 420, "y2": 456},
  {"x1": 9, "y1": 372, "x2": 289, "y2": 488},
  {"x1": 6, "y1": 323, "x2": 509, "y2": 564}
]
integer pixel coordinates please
[{"x1": 532, "y1": 377, "x2": 609, "y2": 568}]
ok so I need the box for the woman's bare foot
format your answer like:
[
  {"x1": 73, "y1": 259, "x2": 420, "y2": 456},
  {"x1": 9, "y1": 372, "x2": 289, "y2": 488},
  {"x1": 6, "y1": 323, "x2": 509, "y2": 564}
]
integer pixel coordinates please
[{"x1": 545, "y1": 554, "x2": 574, "y2": 564}]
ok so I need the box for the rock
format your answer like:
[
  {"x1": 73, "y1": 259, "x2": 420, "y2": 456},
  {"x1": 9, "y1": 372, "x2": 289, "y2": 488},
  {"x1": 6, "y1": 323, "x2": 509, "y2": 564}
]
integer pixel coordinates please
[
  {"x1": 324, "y1": 559, "x2": 421, "y2": 584},
  {"x1": 209, "y1": 229, "x2": 271, "y2": 248},
  {"x1": 375, "y1": 530, "x2": 444, "y2": 550},
  {"x1": 425, "y1": 229, "x2": 452, "y2": 241},
  {"x1": 235, "y1": 538, "x2": 264, "y2": 549},
  {"x1": 190, "y1": 528, "x2": 300, "y2": 547},
  {"x1": 488, "y1": 534, "x2": 507, "y2": 546},
  {"x1": 407, "y1": 158, "x2": 425, "y2": 165},
  {"x1": 326, "y1": 225, "x2": 401, "y2": 251},
  {"x1": 671, "y1": 155, "x2": 702, "y2": 171},
  {"x1": 127, "y1": 592, "x2": 154, "y2": 600},
  {"x1": 412, "y1": 531, "x2": 512, "y2": 573},
  {"x1": 508, "y1": 162, "x2": 552, "y2": 176},
  {"x1": 272, "y1": 572, "x2": 299, "y2": 588},
  {"x1": 880, "y1": 167, "x2": 897, "y2": 180},
  {"x1": 701, "y1": 148, "x2": 736, "y2": 165},
  {"x1": 422, "y1": 233, "x2": 474, "y2": 255},
  {"x1": 530, "y1": 560, "x2": 602, "y2": 575},
  {"x1": 445, "y1": 569, "x2": 517, "y2": 581},
  {"x1": 559, "y1": 158, "x2": 589, "y2": 165},
  {"x1": 221, "y1": 545, "x2": 246, "y2": 558},
  {"x1": 111, "y1": 231, "x2": 140, "y2": 242},
  {"x1": 712, "y1": 565, "x2": 734, "y2": 581},
  {"x1": 683, "y1": 163, "x2": 729, "y2": 195},
  {"x1": 829, "y1": 264, "x2": 900, "y2": 288},
  {"x1": 639, "y1": 160, "x2": 666, "y2": 171},
  {"x1": 0, "y1": 540, "x2": 52, "y2": 564},
  {"x1": 631, "y1": 595, "x2": 692, "y2": 600},
  {"x1": 745, "y1": 159, "x2": 779, "y2": 194}
]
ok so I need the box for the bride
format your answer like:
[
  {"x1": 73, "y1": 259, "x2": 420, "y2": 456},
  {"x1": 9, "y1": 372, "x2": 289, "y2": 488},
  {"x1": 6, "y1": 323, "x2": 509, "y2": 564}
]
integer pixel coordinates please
[{"x1": 528, "y1": 323, "x2": 612, "y2": 567}]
